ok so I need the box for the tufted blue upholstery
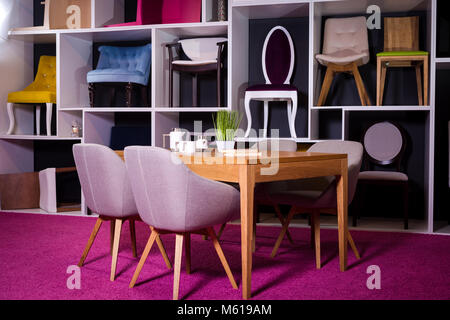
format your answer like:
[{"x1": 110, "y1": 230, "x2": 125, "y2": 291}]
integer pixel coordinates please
[{"x1": 87, "y1": 44, "x2": 152, "y2": 86}]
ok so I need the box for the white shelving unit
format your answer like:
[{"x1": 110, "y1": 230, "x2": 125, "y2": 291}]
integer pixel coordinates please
[{"x1": 0, "y1": 0, "x2": 446, "y2": 235}]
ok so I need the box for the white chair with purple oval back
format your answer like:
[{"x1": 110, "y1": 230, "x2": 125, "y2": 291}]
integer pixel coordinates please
[{"x1": 244, "y1": 26, "x2": 298, "y2": 138}]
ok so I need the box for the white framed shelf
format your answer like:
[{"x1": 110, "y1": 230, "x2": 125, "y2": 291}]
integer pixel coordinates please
[
  {"x1": 0, "y1": 0, "x2": 445, "y2": 236},
  {"x1": 311, "y1": 106, "x2": 432, "y2": 111},
  {"x1": 0, "y1": 135, "x2": 81, "y2": 141}
]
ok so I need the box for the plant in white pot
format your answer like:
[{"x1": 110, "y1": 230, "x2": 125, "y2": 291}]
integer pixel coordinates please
[{"x1": 213, "y1": 110, "x2": 242, "y2": 153}]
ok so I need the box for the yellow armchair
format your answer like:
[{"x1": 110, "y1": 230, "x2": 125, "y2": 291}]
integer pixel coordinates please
[{"x1": 7, "y1": 56, "x2": 56, "y2": 136}]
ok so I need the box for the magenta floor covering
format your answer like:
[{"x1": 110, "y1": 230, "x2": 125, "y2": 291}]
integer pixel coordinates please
[{"x1": 0, "y1": 212, "x2": 449, "y2": 300}]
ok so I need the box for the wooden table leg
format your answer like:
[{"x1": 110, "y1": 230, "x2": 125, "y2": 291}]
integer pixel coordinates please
[
  {"x1": 336, "y1": 159, "x2": 348, "y2": 272},
  {"x1": 239, "y1": 165, "x2": 255, "y2": 300}
]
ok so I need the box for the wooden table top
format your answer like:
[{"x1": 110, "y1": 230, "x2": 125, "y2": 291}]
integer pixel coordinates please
[{"x1": 115, "y1": 150, "x2": 346, "y2": 165}]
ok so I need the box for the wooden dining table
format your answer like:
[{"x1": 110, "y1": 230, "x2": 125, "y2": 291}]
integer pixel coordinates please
[{"x1": 116, "y1": 149, "x2": 349, "y2": 300}]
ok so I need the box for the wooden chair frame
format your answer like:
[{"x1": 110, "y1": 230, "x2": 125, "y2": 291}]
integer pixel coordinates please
[{"x1": 317, "y1": 61, "x2": 372, "y2": 106}]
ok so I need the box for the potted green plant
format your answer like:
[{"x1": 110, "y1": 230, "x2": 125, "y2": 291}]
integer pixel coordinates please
[{"x1": 213, "y1": 110, "x2": 242, "y2": 153}]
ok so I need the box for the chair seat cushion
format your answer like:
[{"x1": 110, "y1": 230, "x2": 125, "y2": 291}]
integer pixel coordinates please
[
  {"x1": 172, "y1": 59, "x2": 217, "y2": 66},
  {"x1": 87, "y1": 69, "x2": 147, "y2": 86},
  {"x1": 316, "y1": 49, "x2": 369, "y2": 66},
  {"x1": 358, "y1": 171, "x2": 408, "y2": 181},
  {"x1": 246, "y1": 84, "x2": 298, "y2": 92},
  {"x1": 377, "y1": 51, "x2": 429, "y2": 57},
  {"x1": 7, "y1": 90, "x2": 56, "y2": 104}
]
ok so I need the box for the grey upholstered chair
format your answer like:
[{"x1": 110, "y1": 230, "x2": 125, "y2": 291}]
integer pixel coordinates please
[
  {"x1": 355, "y1": 121, "x2": 409, "y2": 229},
  {"x1": 73, "y1": 144, "x2": 172, "y2": 281},
  {"x1": 124, "y1": 146, "x2": 239, "y2": 300},
  {"x1": 269, "y1": 141, "x2": 363, "y2": 269}
]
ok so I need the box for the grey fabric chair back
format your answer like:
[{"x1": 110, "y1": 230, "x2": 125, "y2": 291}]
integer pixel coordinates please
[
  {"x1": 257, "y1": 139, "x2": 297, "y2": 152},
  {"x1": 124, "y1": 146, "x2": 240, "y2": 232},
  {"x1": 73, "y1": 144, "x2": 137, "y2": 217},
  {"x1": 308, "y1": 140, "x2": 363, "y2": 204}
]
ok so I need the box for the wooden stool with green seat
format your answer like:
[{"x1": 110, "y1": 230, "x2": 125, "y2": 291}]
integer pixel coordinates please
[
  {"x1": 6, "y1": 56, "x2": 56, "y2": 136},
  {"x1": 377, "y1": 16, "x2": 429, "y2": 106}
]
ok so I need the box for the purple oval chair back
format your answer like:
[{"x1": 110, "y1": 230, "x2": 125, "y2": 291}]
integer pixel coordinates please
[{"x1": 263, "y1": 26, "x2": 295, "y2": 85}]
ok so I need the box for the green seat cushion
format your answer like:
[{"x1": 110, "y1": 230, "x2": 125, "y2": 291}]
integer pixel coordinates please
[{"x1": 377, "y1": 51, "x2": 429, "y2": 57}]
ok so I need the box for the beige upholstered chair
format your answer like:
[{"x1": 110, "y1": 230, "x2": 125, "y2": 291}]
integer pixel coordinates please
[
  {"x1": 269, "y1": 141, "x2": 363, "y2": 269},
  {"x1": 316, "y1": 16, "x2": 371, "y2": 106}
]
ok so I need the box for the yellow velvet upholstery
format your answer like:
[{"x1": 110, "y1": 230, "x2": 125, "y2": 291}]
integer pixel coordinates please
[{"x1": 7, "y1": 56, "x2": 56, "y2": 104}]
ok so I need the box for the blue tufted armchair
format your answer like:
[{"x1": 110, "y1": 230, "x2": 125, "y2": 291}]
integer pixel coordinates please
[{"x1": 87, "y1": 44, "x2": 152, "y2": 108}]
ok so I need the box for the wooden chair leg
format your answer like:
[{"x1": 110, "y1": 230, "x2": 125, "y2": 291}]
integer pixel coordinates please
[
  {"x1": 415, "y1": 64, "x2": 423, "y2": 106},
  {"x1": 88, "y1": 83, "x2": 95, "y2": 108},
  {"x1": 271, "y1": 206, "x2": 296, "y2": 258},
  {"x1": 126, "y1": 82, "x2": 133, "y2": 107},
  {"x1": 129, "y1": 228, "x2": 158, "y2": 288},
  {"x1": 110, "y1": 219, "x2": 123, "y2": 281},
  {"x1": 423, "y1": 57, "x2": 429, "y2": 105},
  {"x1": 317, "y1": 66, "x2": 334, "y2": 106},
  {"x1": 110, "y1": 220, "x2": 115, "y2": 255},
  {"x1": 348, "y1": 231, "x2": 360, "y2": 259},
  {"x1": 274, "y1": 204, "x2": 294, "y2": 244},
  {"x1": 217, "y1": 223, "x2": 227, "y2": 240},
  {"x1": 311, "y1": 211, "x2": 321, "y2": 269},
  {"x1": 380, "y1": 64, "x2": 387, "y2": 106},
  {"x1": 376, "y1": 58, "x2": 381, "y2": 106},
  {"x1": 206, "y1": 228, "x2": 238, "y2": 290},
  {"x1": 154, "y1": 232, "x2": 172, "y2": 269},
  {"x1": 352, "y1": 63, "x2": 371, "y2": 106},
  {"x1": 129, "y1": 219, "x2": 137, "y2": 258},
  {"x1": 192, "y1": 74, "x2": 198, "y2": 107},
  {"x1": 185, "y1": 233, "x2": 191, "y2": 274},
  {"x1": 78, "y1": 217, "x2": 103, "y2": 267},
  {"x1": 173, "y1": 233, "x2": 184, "y2": 300}
]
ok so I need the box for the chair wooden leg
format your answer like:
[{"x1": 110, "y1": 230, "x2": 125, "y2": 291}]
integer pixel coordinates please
[
  {"x1": 126, "y1": 82, "x2": 133, "y2": 108},
  {"x1": 423, "y1": 57, "x2": 429, "y2": 105},
  {"x1": 110, "y1": 219, "x2": 123, "y2": 281},
  {"x1": 352, "y1": 63, "x2": 371, "y2": 106},
  {"x1": 206, "y1": 228, "x2": 238, "y2": 290},
  {"x1": 271, "y1": 206, "x2": 296, "y2": 258},
  {"x1": 88, "y1": 83, "x2": 95, "y2": 108},
  {"x1": 376, "y1": 58, "x2": 381, "y2": 106},
  {"x1": 192, "y1": 74, "x2": 198, "y2": 107},
  {"x1": 154, "y1": 232, "x2": 172, "y2": 269},
  {"x1": 380, "y1": 64, "x2": 387, "y2": 106},
  {"x1": 217, "y1": 223, "x2": 227, "y2": 240},
  {"x1": 317, "y1": 67, "x2": 334, "y2": 106},
  {"x1": 129, "y1": 220, "x2": 137, "y2": 258},
  {"x1": 415, "y1": 64, "x2": 423, "y2": 106},
  {"x1": 274, "y1": 204, "x2": 294, "y2": 244},
  {"x1": 185, "y1": 233, "x2": 191, "y2": 274},
  {"x1": 6, "y1": 103, "x2": 15, "y2": 135},
  {"x1": 129, "y1": 228, "x2": 158, "y2": 288},
  {"x1": 78, "y1": 217, "x2": 103, "y2": 267},
  {"x1": 173, "y1": 233, "x2": 184, "y2": 300},
  {"x1": 311, "y1": 210, "x2": 321, "y2": 269},
  {"x1": 348, "y1": 231, "x2": 360, "y2": 259},
  {"x1": 110, "y1": 220, "x2": 115, "y2": 255}
]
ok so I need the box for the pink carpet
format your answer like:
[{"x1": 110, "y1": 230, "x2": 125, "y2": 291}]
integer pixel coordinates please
[{"x1": 0, "y1": 212, "x2": 449, "y2": 300}]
